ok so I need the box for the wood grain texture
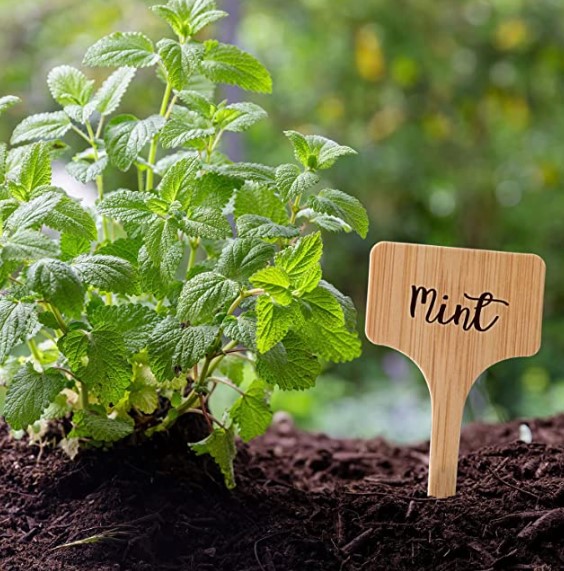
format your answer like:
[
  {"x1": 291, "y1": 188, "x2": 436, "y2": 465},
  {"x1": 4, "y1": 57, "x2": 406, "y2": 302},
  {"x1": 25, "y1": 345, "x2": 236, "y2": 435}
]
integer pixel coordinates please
[{"x1": 365, "y1": 242, "x2": 545, "y2": 498}]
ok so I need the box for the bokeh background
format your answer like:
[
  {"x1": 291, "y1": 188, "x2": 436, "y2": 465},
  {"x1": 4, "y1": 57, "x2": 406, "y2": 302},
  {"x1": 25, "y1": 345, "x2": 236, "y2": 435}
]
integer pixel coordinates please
[{"x1": 1, "y1": 0, "x2": 563, "y2": 441}]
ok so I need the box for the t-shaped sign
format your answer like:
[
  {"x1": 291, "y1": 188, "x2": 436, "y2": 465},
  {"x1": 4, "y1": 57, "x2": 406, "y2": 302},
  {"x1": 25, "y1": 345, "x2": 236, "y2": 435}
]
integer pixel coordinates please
[{"x1": 365, "y1": 242, "x2": 545, "y2": 498}]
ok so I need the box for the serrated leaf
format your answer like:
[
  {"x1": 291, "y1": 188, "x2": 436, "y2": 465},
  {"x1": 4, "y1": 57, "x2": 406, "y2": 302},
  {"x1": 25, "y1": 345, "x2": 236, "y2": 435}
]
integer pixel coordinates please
[
  {"x1": 7, "y1": 143, "x2": 52, "y2": 200},
  {"x1": 71, "y1": 409, "x2": 133, "y2": 442},
  {"x1": 190, "y1": 4, "x2": 227, "y2": 34},
  {"x1": 283, "y1": 131, "x2": 356, "y2": 170},
  {"x1": 147, "y1": 316, "x2": 183, "y2": 381},
  {"x1": 172, "y1": 324, "x2": 218, "y2": 369},
  {"x1": 214, "y1": 102, "x2": 267, "y2": 133},
  {"x1": 59, "y1": 328, "x2": 132, "y2": 405},
  {"x1": 63, "y1": 101, "x2": 97, "y2": 124},
  {"x1": 158, "y1": 155, "x2": 200, "y2": 204},
  {"x1": 145, "y1": 217, "x2": 183, "y2": 281},
  {"x1": 297, "y1": 209, "x2": 352, "y2": 234},
  {"x1": 300, "y1": 286, "x2": 344, "y2": 329},
  {"x1": 300, "y1": 319, "x2": 361, "y2": 363},
  {"x1": 3, "y1": 363, "x2": 66, "y2": 430},
  {"x1": 275, "y1": 164, "x2": 319, "y2": 201},
  {"x1": 27, "y1": 259, "x2": 84, "y2": 316},
  {"x1": 105, "y1": 114, "x2": 165, "y2": 171},
  {"x1": 11, "y1": 112, "x2": 72, "y2": 145},
  {"x1": 256, "y1": 333, "x2": 320, "y2": 391},
  {"x1": 220, "y1": 163, "x2": 276, "y2": 185},
  {"x1": 98, "y1": 189, "x2": 154, "y2": 228},
  {"x1": 130, "y1": 384, "x2": 159, "y2": 414},
  {"x1": 89, "y1": 303, "x2": 160, "y2": 353},
  {"x1": 61, "y1": 234, "x2": 91, "y2": 260},
  {"x1": 250, "y1": 267, "x2": 292, "y2": 305},
  {"x1": 138, "y1": 245, "x2": 170, "y2": 299},
  {"x1": 178, "y1": 271, "x2": 239, "y2": 324},
  {"x1": 180, "y1": 207, "x2": 232, "y2": 239},
  {"x1": 0, "y1": 96, "x2": 20, "y2": 116},
  {"x1": 93, "y1": 67, "x2": 137, "y2": 116},
  {"x1": 223, "y1": 314, "x2": 257, "y2": 351},
  {"x1": 275, "y1": 232, "x2": 322, "y2": 294},
  {"x1": 84, "y1": 32, "x2": 158, "y2": 68},
  {"x1": 216, "y1": 238, "x2": 275, "y2": 282},
  {"x1": 309, "y1": 189, "x2": 368, "y2": 238},
  {"x1": 190, "y1": 171, "x2": 239, "y2": 210},
  {"x1": 47, "y1": 66, "x2": 94, "y2": 107},
  {"x1": 72, "y1": 254, "x2": 139, "y2": 295},
  {"x1": 1, "y1": 229, "x2": 59, "y2": 261},
  {"x1": 96, "y1": 237, "x2": 141, "y2": 264},
  {"x1": 231, "y1": 379, "x2": 272, "y2": 442},
  {"x1": 191, "y1": 426, "x2": 236, "y2": 489},
  {"x1": 233, "y1": 183, "x2": 287, "y2": 224},
  {"x1": 0, "y1": 300, "x2": 39, "y2": 362},
  {"x1": 176, "y1": 90, "x2": 214, "y2": 116},
  {"x1": 67, "y1": 155, "x2": 108, "y2": 183},
  {"x1": 283, "y1": 130, "x2": 311, "y2": 167},
  {"x1": 255, "y1": 296, "x2": 298, "y2": 353},
  {"x1": 160, "y1": 106, "x2": 214, "y2": 149},
  {"x1": 44, "y1": 194, "x2": 98, "y2": 240},
  {"x1": 3, "y1": 191, "x2": 62, "y2": 232},
  {"x1": 0, "y1": 143, "x2": 7, "y2": 185},
  {"x1": 201, "y1": 40, "x2": 272, "y2": 94},
  {"x1": 236, "y1": 215, "x2": 299, "y2": 239},
  {"x1": 158, "y1": 39, "x2": 202, "y2": 90}
]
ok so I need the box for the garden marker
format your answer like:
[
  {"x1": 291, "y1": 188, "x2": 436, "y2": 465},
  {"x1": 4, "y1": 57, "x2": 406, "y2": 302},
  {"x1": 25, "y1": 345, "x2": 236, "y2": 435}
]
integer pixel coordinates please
[{"x1": 365, "y1": 242, "x2": 545, "y2": 498}]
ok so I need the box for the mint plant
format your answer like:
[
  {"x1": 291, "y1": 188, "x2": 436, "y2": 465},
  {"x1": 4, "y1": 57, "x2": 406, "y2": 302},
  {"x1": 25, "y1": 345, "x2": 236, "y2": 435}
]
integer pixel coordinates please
[{"x1": 0, "y1": 0, "x2": 367, "y2": 487}]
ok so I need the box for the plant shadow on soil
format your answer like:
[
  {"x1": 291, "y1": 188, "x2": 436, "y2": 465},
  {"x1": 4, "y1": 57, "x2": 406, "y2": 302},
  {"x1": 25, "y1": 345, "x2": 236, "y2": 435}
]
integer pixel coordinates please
[{"x1": 1, "y1": 413, "x2": 564, "y2": 570}]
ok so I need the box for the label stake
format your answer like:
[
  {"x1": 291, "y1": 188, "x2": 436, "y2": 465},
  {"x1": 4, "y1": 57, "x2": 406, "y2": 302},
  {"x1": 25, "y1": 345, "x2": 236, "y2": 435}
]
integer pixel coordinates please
[{"x1": 365, "y1": 242, "x2": 545, "y2": 498}]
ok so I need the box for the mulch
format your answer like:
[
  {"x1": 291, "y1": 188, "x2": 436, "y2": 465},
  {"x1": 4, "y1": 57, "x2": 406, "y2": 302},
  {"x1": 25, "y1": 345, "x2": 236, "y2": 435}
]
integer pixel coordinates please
[{"x1": 1, "y1": 413, "x2": 564, "y2": 570}]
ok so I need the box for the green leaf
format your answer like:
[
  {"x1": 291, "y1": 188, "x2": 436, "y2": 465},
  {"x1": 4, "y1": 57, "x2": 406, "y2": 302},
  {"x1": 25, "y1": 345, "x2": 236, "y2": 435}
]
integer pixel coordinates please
[
  {"x1": 0, "y1": 300, "x2": 39, "y2": 362},
  {"x1": 297, "y1": 209, "x2": 352, "y2": 234},
  {"x1": 188, "y1": 1, "x2": 228, "y2": 35},
  {"x1": 234, "y1": 183, "x2": 287, "y2": 224},
  {"x1": 93, "y1": 67, "x2": 137, "y2": 116},
  {"x1": 70, "y1": 410, "x2": 133, "y2": 442},
  {"x1": 190, "y1": 171, "x2": 237, "y2": 210},
  {"x1": 275, "y1": 164, "x2": 319, "y2": 201},
  {"x1": 89, "y1": 303, "x2": 161, "y2": 353},
  {"x1": 214, "y1": 102, "x2": 267, "y2": 133},
  {"x1": 231, "y1": 379, "x2": 272, "y2": 442},
  {"x1": 236, "y1": 215, "x2": 299, "y2": 239},
  {"x1": 84, "y1": 32, "x2": 159, "y2": 68},
  {"x1": 145, "y1": 217, "x2": 183, "y2": 280},
  {"x1": 27, "y1": 259, "x2": 84, "y2": 316},
  {"x1": 160, "y1": 106, "x2": 214, "y2": 149},
  {"x1": 3, "y1": 363, "x2": 66, "y2": 430},
  {"x1": 61, "y1": 234, "x2": 91, "y2": 260},
  {"x1": 67, "y1": 156, "x2": 108, "y2": 184},
  {"x1": 172, "y1": 324, "x2": 218, "y2": 369},
  {"x1": 158, "y1": 155, "x2": 200, "y2": 204},
  {"x1": 250, "y1": 267, "x2": 292, "y2": 305},
  {"x1": 43, "y1": 194, "x2": 98, "y2": 240},
  {"x1": 7, "y1": 143, "x2": 51, "y2": 200},
  {"x1": 130, "y1": 384, "x2": 159, "y2": 414},
  {"x1": 191, "y1": 426, "x2": 236, "y2": 489},
  {"x1": 47, "y1": 66, "x2": 94, "y2": 106},
  {"x1": 72, "y1": 254, "x2": 139, "y2": 295},
  {"x1": 3, "y1": 191, "x2": 62, "y2": 232},
  {"x1": 1, "y1": 229, "x2": 59, "y2": 262},
  {"x1": 0, "y1": 95, "x2": 20, "y2": 116},
  {"x1": 138, "y1": 246, "x2": 170, "y2": 299},
  {"x1": 220, "y1": 163, "x2": 276, "y2": 185},
  {"x1": 300, "y1": 286, "x2": 344, "y2": 329},
  {"x1": 256, "y1": 333, "x2": 320, "y2": 391},
  {"x1": 284, "y1": 131, "x2": 356, "y2": 170},
  {"x1": 0, "y1": 143, "x2": 7, "y2": 185},
  {"x1": 63, "y1": 102, "x2": 97, "y2": 125},
  {"x1": 11, "y1": 112, "x2": 72, "y2": 145},
  {"x1": 216, "y1": 238, "x2": 275, "y2": 282},
  {"x1": 180, "y1": 207, "x2": 232, "y2": 239},
  {"x1": 275, "y1": 232, "x2": 322, "y2": 294},
  {"x1": 178, "y1": 271, "x2": 239, "y2": 324},
  {"x1": 255, "y1": 296, "x2": 299, "y2": 353},
  {"x1": 59, "y1": 328, "x2": 132, "y2": 405},
  {"x1": 158, "y1": 39, "x2": 202, "y2": 90},
  {"x1": 105, "y1": 114, "x2": 165, "y2": 171},
  {"x1": 223, "y1": 314, "x2": 257, "y2": 351},
  {"x1": 98, "y1": 189, "x2": 154, "y2": 227},
  {"x1": 147, "y1": 316, "x2": 183, "y2": 381},
  {"x1": 201, "y1": 40, "x2": 272, "y2": 93},
  {"x1": 309, "y1": 189, "x2": 369, "y2": 238}
]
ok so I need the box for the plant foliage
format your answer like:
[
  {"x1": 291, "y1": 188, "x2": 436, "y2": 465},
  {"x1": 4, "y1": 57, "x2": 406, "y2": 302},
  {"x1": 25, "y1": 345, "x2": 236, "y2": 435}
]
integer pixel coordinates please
[{"x1": 0, "y1": 0, "x2": 367, "y2": 487}]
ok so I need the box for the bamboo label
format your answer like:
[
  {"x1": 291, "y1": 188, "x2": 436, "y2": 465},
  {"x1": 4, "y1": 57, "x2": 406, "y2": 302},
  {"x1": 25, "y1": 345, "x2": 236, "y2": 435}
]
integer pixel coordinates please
[{"x1": 365, "y1": 242, "x2": 545, "y2": 498}]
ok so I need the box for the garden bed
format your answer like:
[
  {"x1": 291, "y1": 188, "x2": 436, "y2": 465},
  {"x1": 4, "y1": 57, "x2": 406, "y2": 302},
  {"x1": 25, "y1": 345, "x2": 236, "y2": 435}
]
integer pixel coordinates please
[{"x1": 1, "y1": 414, "x2": 564, "y2": 570}]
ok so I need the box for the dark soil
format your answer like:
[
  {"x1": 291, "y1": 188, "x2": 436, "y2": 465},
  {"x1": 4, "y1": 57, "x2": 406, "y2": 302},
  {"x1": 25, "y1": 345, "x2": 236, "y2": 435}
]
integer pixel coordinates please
[{"x1": 1, "y1": 413, "x2": 564, "y2": 571}]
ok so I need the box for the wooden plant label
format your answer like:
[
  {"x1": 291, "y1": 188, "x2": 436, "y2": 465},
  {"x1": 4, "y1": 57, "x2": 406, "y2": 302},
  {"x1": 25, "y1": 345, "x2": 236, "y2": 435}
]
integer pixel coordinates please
[{"x1": 365, "y1": 242, "x2": 545, "y2": 498}]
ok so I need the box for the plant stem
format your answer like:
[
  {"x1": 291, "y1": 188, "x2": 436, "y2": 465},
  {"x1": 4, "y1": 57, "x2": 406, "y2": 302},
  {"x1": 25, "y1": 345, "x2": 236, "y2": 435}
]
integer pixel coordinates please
[
  {"x1": 146, "y1": 82, "x2": 174, "y2": 191},
  {"x1": 49, "y1": 304, "x2": 68, "y2": 333},
  {"x1": 71, "y1": 125, "x2": 92, "y2": 145},
  {"x1": 188, "y1": 238, "x2": 200, "y2": 272},
  {"x1": 207, "y1": 376, "x2": 245, "y2": 396},
  {"x1": 290, "y1": 194, "x2": 302, "y2": 225},
  {"x1": 27, "y1": 339, "x2": 41, "y2": 362},
  {"x1": 79, "y1": 382, "x2": 89, "y2": 410}
]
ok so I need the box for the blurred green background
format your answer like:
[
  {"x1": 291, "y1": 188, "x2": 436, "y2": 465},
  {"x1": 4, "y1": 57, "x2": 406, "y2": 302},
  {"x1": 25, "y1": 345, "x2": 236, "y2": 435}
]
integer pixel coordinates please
[{"x1": 1, "y1": 0, "x2": 563, "y2": 441}]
